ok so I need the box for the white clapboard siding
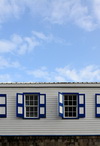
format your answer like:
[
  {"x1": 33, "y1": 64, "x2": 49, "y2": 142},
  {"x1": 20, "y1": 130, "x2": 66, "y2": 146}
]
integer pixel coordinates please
[{"x1": 0, "y1": 83, "x2": 100, "y2": 135}]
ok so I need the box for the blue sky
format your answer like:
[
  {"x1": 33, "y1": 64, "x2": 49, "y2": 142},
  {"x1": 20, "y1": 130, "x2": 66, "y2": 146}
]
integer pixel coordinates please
[{"x1": 0, "y1": 0, "x2": 100, "y2": 82}]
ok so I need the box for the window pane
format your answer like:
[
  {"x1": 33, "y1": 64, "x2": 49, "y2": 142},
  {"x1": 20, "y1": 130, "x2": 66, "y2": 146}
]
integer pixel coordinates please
[
  {"x1": 26, "y1": 112, "x2": 29, "y2": 117},
  {"x1": 26, "y1": 96, "x2": 29, "y2": 100},
  {"x1": 30, "y1": 107, "x2": 33, "y2": 111},
  {"x1": 65, "y1": 107, "x2": 68, "y2": 112},
  {"x1": 69, "y1": 101, "x2": 72, "y2": 105},
  {"x1": 73, "y1": 96, "x2": 76, "y2": 100},
  {"x1": 26, "y1": 101, "x2": 29, "y2": 105},
  {"x1": 30, "y1": 96, "x2": 33, "y2": 100},
  {"x1": 30, "y1": 112, "x2": 34, "y2": 117},
  {"x1": 33, "y1": 107, "x2": 37, "y2": 112},
  {"x1": 73, "y1": 107, "x2": 76, "y2": 112},
  {"x1": 73, "y1": 101, "x2": 76, "y2": 105},
  {"x1": 69, "y1": 96, "x2": 72, "y2": 100},
  {"x1": 65, "y1": 112, "x2": 68, "y2": 117},
  {"x1": 26, "y1": 107, "x2": 29, "y2": 112},
  {"x1": 34, "y1": 95, "x2": 38, "y2": 100},
  {"x1": 73, "y1": 112, "x2": 76, "y2": 117},
  {"x1": 69, "y1": 112, "x2": 72, "y2": 117},
  {"x1": 33, "y1": 112, "x2": 37, "y2": 117},
  {"x1": 64, "y1": 101, "x2": 68, "y2": 105},
  {"x1": 64, "y1": 95, "x2": 68, "y2": 100},
  {"x1": 69, "y1": 107, "x2": 72, "y2": 111},
  {"x1": 34, "y1": 101, "x2": 38, "y2": 105},
  {"x1": 30, "y1": 101, "x2": 33, "y2": 105}
]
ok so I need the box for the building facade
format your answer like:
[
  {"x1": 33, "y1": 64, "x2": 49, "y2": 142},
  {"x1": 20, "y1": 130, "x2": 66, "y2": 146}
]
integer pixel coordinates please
[{"x1": 0, "y1": 82, "x2": 100, "y2": 136}]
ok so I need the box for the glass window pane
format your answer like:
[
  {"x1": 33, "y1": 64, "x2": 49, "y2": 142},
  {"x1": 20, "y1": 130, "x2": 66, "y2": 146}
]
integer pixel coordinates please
[
  {"x1": 73, "y1": 101, "x2": 76, "y2": 105},
  {"x1": 65, "y1": 112, "x2": 68, "y2": 117},
  {"x1": 30, "y1": 101, "x2": 33, "y2": 105},
  {"x1": 30, "y1": 112, "x2": 34, "y2": 117},
  {"x1": 65, "y1": 107, "x2": 68, "y2": 112},
  {"x1": 26, "y1": 101, "x2": 29, "y2": 105},
  {"x1": 34, "y1": 101, "x2": 38, "y2": 105},
  {"x1": 26, "y1": 112, "x2": 29, "y2": 117},
  {"x1": 30, "y1": 107, "x2": 33, "y2": 111},
  {"x1": 69, "y1": 112, "x2": 72, "y2": 117},
  {"x1": 26, "y1": 107, "x2": 29, "y2": 112},
  {"x1": 69, "y1": 107, "x2": 72, "y2": 111},
  {"x1": 69, "y1": 101, "x2": 72, "y2": 105},
  {"x1": 33, "y1": 112, "x2": 37, "y2": 117},
  {"x1": 73, "y1": 107, "x2": 76, "y2": 112},
  {"x1": 64, "y1": 101, "x2": 68, "y2": 105},
  {"x1": 30, "y1": 96, "x2": 33, "y2": 100},
  {"x1": 34, "y1": 95, "x2": 38, "y2": 100},
  {"x1": 64, "y1": 95, "x2": 68, "y2": 100},
  {"x1": 26, "y1": 96, "x2": 29, "y2": 100},
  {"x1": 69, "y1": 96, "x2": 72, "y2": 100},
  {"x1": 73, "y1": 96, "x2": 76, "y2": 100},
  {"x1": 73, "y1": 112, "x2": 76, "y2": 117}
]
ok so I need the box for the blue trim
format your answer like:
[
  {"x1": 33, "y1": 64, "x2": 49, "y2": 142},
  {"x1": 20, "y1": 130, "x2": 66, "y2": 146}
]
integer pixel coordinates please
[
  {"x1": 0, "y1": 94, "x2": 7, "y2": 118},
  {"x1": 40, "y1": 94, "x2": 46, "y2": 118},
  {"x1": 78, "y1": 94, "x2": 85, "y2": 118},
  {"x1": 16, "y1": 93, "x2": 24, "y2": 118},
  {"x1": 58, "y1": 92, "x2": 63, "y2": 118},
  {"x1": 23, "y1": 92, "x2": 40, "y2": 119},
  {"x1": 95, "y1": 94, "x2": 100, "y2": 117}
]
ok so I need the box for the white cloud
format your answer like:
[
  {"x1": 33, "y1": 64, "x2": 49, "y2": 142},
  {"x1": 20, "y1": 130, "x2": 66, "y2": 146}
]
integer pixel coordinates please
[
  {"x1": 0, "y1": 33, "x2": 40, "y2": 55},
  {"x1": 0, "y1": 31, "x2": 64, "y2": 55},
  {"x1": 27, "y1": 65, "x2": 100, "y2": 82},
  {"x1": 0, "y1": 0, "x2": 100, "y2": 31},
  {"x1": 0, "y1": 56, "x2": 20, "y2": 69}
]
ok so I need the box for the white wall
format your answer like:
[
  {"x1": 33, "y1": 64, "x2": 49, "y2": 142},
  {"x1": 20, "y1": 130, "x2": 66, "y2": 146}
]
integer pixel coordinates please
[{"x1": 0, "y1": 83, "x2": 99, "y2": 136}]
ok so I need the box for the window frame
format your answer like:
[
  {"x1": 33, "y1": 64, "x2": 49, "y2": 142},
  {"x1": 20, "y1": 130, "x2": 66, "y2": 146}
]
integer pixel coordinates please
[
  {"x1": 63, "y1": 93, "x2": 79, "y2": 119},
  {"x1": 23, "y1": 92, "x2": 40, "y2": 119},
  {"x1": 58, "y1": 92, "x2": 80, "y2": 119}
]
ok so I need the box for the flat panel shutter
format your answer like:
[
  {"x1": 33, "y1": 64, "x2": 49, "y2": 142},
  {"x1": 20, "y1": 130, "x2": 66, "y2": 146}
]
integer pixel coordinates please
[
  {"x1": 79, "y1": 94, "x2": 85, "y2": 118},
  {"x1": 0, "y1": 94, "x2": 6, "y2": 118},
  {"x1": 95, "y1": 94, "x2": 100, "y2": 117},
  {"x1": 16, "y1": 93, "x2": 24, "y2": 118},
  {"x1": 40, "y1": 94, "x2": 46, "y2": 118},
  {"x1": 58, "y1": 92, "x2": 63, "y2": 118}
]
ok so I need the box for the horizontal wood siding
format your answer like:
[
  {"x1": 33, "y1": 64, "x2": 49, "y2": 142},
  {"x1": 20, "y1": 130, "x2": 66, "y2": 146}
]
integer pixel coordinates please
[{"x1": 0, "y1": 84, "x2": 99, "y2": 135}]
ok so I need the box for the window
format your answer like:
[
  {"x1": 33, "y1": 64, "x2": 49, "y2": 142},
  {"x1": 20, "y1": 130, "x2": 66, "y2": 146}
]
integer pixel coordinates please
[
  {"x1": 16, "y1": 92, "x2": 46, "y2": 119},
  {"x1": 58, "y1": 92, "x2": 85, "y2": 119},
  {"x1": 0, "y1": 94, "x2": 7, "y2": 118},
  {"x1": 25, "y1": 94, "x2": 39, "y2": 118},
  {"x1": 64, "y1": 94, "x2": 78, "y2": 118}
]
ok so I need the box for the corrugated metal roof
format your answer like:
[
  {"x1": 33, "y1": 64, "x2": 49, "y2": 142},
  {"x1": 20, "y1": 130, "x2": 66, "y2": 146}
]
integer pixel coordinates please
[{"x1": 0, "y1": 82, "x2": 99, "y2": 84}]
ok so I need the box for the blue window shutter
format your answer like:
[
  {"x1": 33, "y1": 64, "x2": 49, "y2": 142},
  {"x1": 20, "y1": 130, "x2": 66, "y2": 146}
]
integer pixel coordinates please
[
  {"x1": 58, "y1": 92, "x2": 63, "y2": 118},
  {"x1": 16, "y1": 93, "x2": 24, "y2": 118},
  {"x1": 95, "y1": 94, "x2": 100, "y2": 117},
  {"x1": 78, "y1": 94, "x2": 85, "y2": 118},
  {"x1": 39, "y1": 94, "x2": 46, "y2": 118},
  {"x1": 0, "y1": 94, "x2": 7, "y2": 118}
]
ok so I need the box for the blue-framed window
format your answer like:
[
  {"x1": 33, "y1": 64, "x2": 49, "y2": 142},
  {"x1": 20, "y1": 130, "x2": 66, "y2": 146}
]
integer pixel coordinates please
[
  {"x1": 0, "y1": 94, "x2": 7, "y2": 118},
  {"x1": 16, "y1": 92, "x2": 46, "y2": 119},
  {"x1": 95, "y1": 94, "x2": 100, "y2": 117},
  {"x1": 58, "y1": 92, "x2": 85, "y2": 119}
]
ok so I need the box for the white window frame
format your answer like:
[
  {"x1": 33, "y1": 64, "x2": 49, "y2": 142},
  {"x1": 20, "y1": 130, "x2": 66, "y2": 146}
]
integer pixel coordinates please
[
  {"x1": 63, "y1": 94, "x2": 78, "y2": 119},
  {"x1": 24, "y1": 94, "x2": 39, "y2": 119}
]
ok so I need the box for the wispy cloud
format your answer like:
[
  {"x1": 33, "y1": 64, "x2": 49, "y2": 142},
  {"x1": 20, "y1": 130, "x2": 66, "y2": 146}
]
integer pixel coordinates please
[
  {"x1": 0, "y1": 31, "x2": 65, "y2": 55},
  {"x1": 27, "y1": 65, "x2": 100, "y2": 82},
  {"x1": 0, "y1": 33, "x2": 39, "y2": 55},
  {"x1": 0, "y1": 56, "x2": 20, "y2": 69}
]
